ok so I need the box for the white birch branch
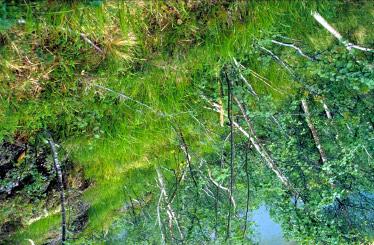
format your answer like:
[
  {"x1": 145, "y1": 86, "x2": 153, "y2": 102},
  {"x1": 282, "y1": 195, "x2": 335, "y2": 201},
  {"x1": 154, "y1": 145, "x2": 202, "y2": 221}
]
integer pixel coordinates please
[
  {"x1": 301, "y1": 99, "x2": 327, "y2": 164},
  {"x1": 233, "y1": 96, "x2": 298, "y2": 194},
  {"x1": 312, "y1": 12, "x2": 373, "y2": 52},
  {"x1": 208, "y1": 169, "x2": 236, "y2": 209},
  {"x1": 47, "y1": 136, "x2": 67, "y2": 243},
  {"x1": 321, "y1": 100, "x2": 332, "y2": 119},
  {"x1": 258, "y1": 46, "x2": 295, "y2": 76},
  {"x1": 271, "y1": 40, "x2": 313, "y2": 60},
  {"x1": 156, "y1": 167, "x2": 184, "y2": 241},
  {"x1": 233, "y1": 58, "x2": 258, "y2": 97}
]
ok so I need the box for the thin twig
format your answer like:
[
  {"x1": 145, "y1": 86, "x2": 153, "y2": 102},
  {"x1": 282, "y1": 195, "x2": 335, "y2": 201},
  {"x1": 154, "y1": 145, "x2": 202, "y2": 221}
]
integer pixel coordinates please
[
  {"x1": 321, "y1": 100, "x2": 332, "y2": 119},
  {"x1": 258, "y1": 45, "x2": 295, "y2": 76},
  {"x1": 233, "y1": 96, "x2": 298, "y2": 195},
  {"x1": 156, "y1": 185, "x2": 166, "y2": 245},
  {"x1": 156, "y1": 167, "x2": 184, "y2": 241},
  {"x1": 93, "y1": 84, "x2": 165, "y2": 116},
  {"x1": 243, "y1": 143, "x2": 250, "y2": 239},
  {"x1": 208, "y1": 169, "x2": 236, "y2": 209},
  {"x1": 271, "y1": 40, "x2": 313, "y2": 60},
  {"x1": 233, "y1": 58, "x2": 258, "y2": 97},
  {"x1": 79, "y1": 33, "x2": 104, "y2": 54},
  {"x1": 174, "y1": 127, "x2": 198, "y2": 188}
]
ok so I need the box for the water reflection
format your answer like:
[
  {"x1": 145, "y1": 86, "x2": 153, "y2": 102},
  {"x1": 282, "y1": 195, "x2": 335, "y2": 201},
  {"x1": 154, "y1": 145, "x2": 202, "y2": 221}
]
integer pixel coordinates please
[{"x1": 251, "y1": 205, "x2": 296, "y2": 245}]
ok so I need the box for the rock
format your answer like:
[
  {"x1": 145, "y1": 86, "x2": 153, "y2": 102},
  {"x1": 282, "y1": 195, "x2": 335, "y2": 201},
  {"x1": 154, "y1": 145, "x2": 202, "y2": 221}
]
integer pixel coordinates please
[
  {"x1": 42, "y1": 232, "x2": 61, "y2": 245},
  {"x1": 0, "y1": 142, "x2": 25, "y2": 178},
  {"x1": 70, "y1": 201, "x2": 90, "y2": 233},
  {"x1": 0, "y1": 218, "x2": 22, "y2": 241}
]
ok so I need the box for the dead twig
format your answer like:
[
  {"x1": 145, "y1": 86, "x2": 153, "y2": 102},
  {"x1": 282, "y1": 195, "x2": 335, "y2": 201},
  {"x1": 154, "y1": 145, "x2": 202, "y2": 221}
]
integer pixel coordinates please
[
  {"x1": 79, "y1": 33, "x2": 104, "y2": 54},
  {"x1": 321, "y1": 100, "x2": 332, "y2": 119},
  {"x1": 258, "y1": 45, "x2": 295, "y2": 76},
  {"x1": 208, "y1": 169, "x2": 236, "y2": 209},
  {"x1": 233, "y1": 58, "x2": 258, "y2": 97},
  {"x1": 156, "y1": 167, "x2": 184, "y2": 242},
  {"x1": 271, "y1": 40, "x2": 313, "y2": 60},
  {"x1": 93, "y1": 83, "x2": 164, "y2": 116}
]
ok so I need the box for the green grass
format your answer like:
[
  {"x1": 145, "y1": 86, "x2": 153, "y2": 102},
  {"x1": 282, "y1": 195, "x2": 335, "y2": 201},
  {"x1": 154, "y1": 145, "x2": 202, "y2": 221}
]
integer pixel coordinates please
[{"x1": 2, "y1": 0, "x2": 373, "y2": 243}]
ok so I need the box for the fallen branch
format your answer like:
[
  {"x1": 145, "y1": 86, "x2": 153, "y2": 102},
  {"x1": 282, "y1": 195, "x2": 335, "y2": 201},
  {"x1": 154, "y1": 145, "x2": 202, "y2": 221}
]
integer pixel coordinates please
[
  {"x1": 174, "y1": 127, "x2": 197, "y2": 188},
  {"x1": 156, "y1": 167, "x2": 184, "y2": 241},
  {"x1": 27, "y1": 239, "x2": 35, "y2": 245},
  {"x1": 79, "y1": 33, "x2": 104, "y2": 54},
  {"x1": 321, "y1": 100, "x2": 332, "y2": 119},
  {"x1": 258, "y1": 45, "x2": 295, "y2": 76},
  {"x1": 233, "y1": 96, "x2": 298, "y2": 195},
  {"x1": 301, "y1": 99, "x2": 327, "y2": 164},
  {"x1": 156, "y1": 189, "x2": 166, "y2": 245},
  {"x1": 271, "y1": 40, "x2": 313, "y2": 60},
  {"x1": 235, "y1": 58, "x2": 284, "y2": 95},
  {"x1": 93, "y1": 83, "x2": 165, "y2": 116},
  {"x1": 208, "y1": 169, "x2": 236, "y2": 209},
  {"x1": 233, "y1": 58, "x2": 258, "y2": 97},
  {"x1": 243, "y1": 144, "x2": 250, "y2": 239},
  {"x1": 26, "y1": 207, "x2": 61, "y2": 225},
  {"x1": 204, "y1": 94, "x2": 302, "y2": 197},
  {"x1": 47, "y1": 134, "x2": 67, "y2": 244},
  {"x1": 312, "y1": 12, "x2": 373, "y2": 52},
  {"x1": 225, "y1": 74, "x2": 235, "y2": 240}
]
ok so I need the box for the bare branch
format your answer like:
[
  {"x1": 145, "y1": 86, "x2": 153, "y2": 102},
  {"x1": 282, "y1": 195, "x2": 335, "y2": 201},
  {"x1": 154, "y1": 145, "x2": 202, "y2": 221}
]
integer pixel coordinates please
[
  {"x1": 258, "y1": 45, "x2": 295, "y2": 76},
  {"x1": 47, "y1": 135, "x2": 66, "y2": 243},
  {"x1": 156, "y1": 187, "x2": 166, "y2": 245},
  {"x1": 80, "y1": 33, "x2": 104, "y2": 54},
  {"x1": 93, "y1": 83, "x2": 165, "y2": 116},
  {"x1": 271, "y1": 40, "x2": 313, "y2": 60},
  {"x1": 174, "y1": 128, "x2": 198, "y2": 189},
  {"x1": 233, "y1": 96, "x2": 298, "y2": 195},
  {"x1": 225, "y1": 74, "x2": 235, "y2": 240},
  {"x1": 233, "y1": 58, "x2": 258, "y2": 97},
  {"x1": 321, "y1": 100, "x2": 332, "y2": 119},
  {"x1": 301, "y1": 99, "x2": 327, "y2": 164},
  {"x1": 156, "y1": 167, "x2": 184, "y2": 241},
  {"x1": 208, "y1": 169, "x2": 236, "y2": 209},
  {"x1": 312, "y1": 12, "x2": 373, "y2": 52}
]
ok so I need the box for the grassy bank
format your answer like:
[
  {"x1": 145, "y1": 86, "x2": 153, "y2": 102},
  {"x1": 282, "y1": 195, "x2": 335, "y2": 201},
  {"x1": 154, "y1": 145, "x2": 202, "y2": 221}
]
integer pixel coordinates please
[{"x1": 1, "y1": 0, "x2": 373, "y2": 243}]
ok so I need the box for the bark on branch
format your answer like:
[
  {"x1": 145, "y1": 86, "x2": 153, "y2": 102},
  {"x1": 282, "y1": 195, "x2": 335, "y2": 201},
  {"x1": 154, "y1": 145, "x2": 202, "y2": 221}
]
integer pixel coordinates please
[
  {"x1": 233, "y1": 96, "x2": 298, "y2": 195},
  {"x1": 321, "y1": 100, "x2": 332, "y2": 119},
  {"x1": 156, "y1": 167, "x2": 184, "y2": 242},
  {"x1": 301, "y1": 99, "x2": 327, "y2": 164},
  {"x1": 312, "y1": 12, "x2": 373, "y2": 52},
  {"x1": 79, "y1": 33, "x2": 104, "y2": 54},
  {"x1": 207, "y1": 169, "x2": 236, "y2": 209},
  {"x1": 271, "y1": 40, "x2": 313, "y2": 60},
  {"x1": 47, "y1": 136, "x2": 66, "y2": 243}
]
